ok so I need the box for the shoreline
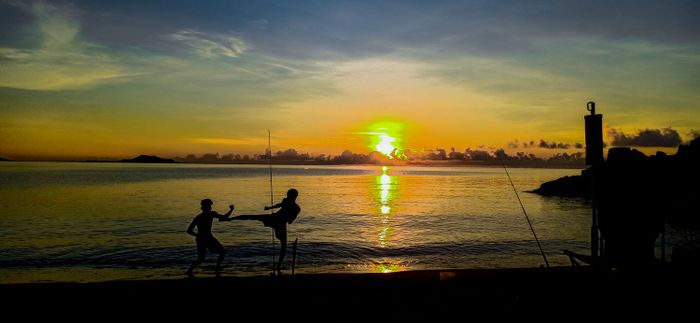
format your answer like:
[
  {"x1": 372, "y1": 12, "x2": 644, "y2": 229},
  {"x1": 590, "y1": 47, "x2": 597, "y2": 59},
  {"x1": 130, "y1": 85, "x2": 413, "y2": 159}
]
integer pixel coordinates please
[{"x1": 2, "y1": 266, "x2": 696, "y2": 318}]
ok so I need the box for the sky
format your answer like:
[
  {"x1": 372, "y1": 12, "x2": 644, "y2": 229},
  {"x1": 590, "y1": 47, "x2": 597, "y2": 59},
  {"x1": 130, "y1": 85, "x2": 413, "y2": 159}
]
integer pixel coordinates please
[{"x1": 1, "y1": 0, "x2": 699, "y2": 160}]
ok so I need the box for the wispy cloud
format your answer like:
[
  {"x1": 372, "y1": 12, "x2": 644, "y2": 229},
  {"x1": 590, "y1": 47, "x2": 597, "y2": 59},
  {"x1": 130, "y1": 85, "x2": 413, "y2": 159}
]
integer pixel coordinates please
[
  {"x1": 0, "y1": 2, "x2": 132, "y2": 90},
  {"x1": 421, "y1": 35, "x2": 700, "y2": 135},
  {"x1": 0, "y1": 1, "x2": 331, "y2": 106},
  {"x1": 168, "y1": 30, "x2": 246, "y2": 59}
]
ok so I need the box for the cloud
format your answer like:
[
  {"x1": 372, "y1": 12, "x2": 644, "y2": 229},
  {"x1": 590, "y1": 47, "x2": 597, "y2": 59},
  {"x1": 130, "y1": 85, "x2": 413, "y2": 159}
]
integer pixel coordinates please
[
  {"x1": 38, "y1": 1, "x2": 699, "y2": 62},
  {"x1": 689, "y1": 130, "x2": 700, "y2": 139},
  {"x1": 538, "y1": 139, "x2": 569, "y2": 149},
  {"x1": 0, "y1": 2, "x2": 329, "y2": 102},
  {"x1": 508, "y1": 139, "x2": 578, "y2": 149},
  {"x1": 168, "y1": 30, "x2": 246, "y2": 59},
  {"x1": 608, "y1": 127, "x2": 683, "y2": 147},
  {"x1": 0, "y1": 1, "x2": 132, "y2": 90}
]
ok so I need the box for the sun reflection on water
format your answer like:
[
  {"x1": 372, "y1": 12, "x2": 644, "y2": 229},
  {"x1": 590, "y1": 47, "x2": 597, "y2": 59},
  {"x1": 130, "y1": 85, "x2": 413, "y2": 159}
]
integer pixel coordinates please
[
  {"x1": 376, "y1": 166, "x2": 396, "y2": 248},
  {"x1": 372, "y1": 166, "x2": 406, "y2": 273},
  {"x1": 380, "y1": 205, "x2": 391, "y2": 214},
  {"x1": 377, "y1": 166, "x2": 394, "y2": 215}
]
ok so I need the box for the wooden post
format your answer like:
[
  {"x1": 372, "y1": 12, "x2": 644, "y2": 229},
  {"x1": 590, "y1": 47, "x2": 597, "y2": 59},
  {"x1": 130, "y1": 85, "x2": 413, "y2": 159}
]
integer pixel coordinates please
[{"x1": 292, "y1": 238, "x2": 298, "y2": 275}]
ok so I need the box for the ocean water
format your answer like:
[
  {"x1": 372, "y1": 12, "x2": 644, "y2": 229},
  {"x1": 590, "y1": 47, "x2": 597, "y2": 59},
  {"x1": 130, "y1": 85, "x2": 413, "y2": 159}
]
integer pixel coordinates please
[{"x1": 0, "y1": 162, "x2": 593, "y2": 283}]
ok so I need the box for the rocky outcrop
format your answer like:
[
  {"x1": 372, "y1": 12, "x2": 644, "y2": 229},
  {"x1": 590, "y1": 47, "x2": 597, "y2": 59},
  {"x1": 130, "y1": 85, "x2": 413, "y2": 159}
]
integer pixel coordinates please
[
  {"x1": 530, "y1": 174, "x2": 590, "y2": 198},
  {"x1": 532, "y1": 138, "x2": 699, "y2": 202}
]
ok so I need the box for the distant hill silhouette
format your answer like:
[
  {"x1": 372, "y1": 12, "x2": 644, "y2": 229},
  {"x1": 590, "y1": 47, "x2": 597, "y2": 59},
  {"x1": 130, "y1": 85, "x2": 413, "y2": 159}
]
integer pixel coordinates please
[
  {"x1": 0, "y1": 156, "x2": 10, "y2": 161},
  {"x1": 121, "y1": 155, "x2": 177, "y2": 163},
  {"x1": 171, "y1": 149, "x2": 585, "y2": 168}
]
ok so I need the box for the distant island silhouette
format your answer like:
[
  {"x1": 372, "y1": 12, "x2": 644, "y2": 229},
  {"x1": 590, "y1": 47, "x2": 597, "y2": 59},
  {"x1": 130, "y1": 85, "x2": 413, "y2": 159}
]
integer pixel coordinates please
[
  {"x1": 121, "y1": 155, "x2": 177, "y2": 163},
  {"x1": 164, "y1": 149, "x2": 586, "y2": 168},
  {"x1": 6, "y1": 146, "x2": 590, "y2": 168},
  {"x1": 68, "y1": 150, "x2": 588, "y2": 168}
]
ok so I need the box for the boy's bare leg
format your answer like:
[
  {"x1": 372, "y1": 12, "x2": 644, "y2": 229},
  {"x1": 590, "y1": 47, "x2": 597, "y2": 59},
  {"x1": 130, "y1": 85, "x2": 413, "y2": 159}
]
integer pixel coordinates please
[
  {"x1": 215, "y1": 250, "x2": 226, "y2": 276},
  {"x1": 276, "y1": 235, "x2": 287, "y2": 274},
  {"x1": 186, "y1": 258, "x2": 202, "y2": 276},
  {"x1": 231, "y1": 214, "x2": 266, "y2": 220}
]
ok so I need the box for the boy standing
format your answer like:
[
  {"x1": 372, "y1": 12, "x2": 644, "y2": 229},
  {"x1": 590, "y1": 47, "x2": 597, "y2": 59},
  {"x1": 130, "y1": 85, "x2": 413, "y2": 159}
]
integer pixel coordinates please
[{"x1": 186, "y1": 199, "x2": 234, "y2": 276}]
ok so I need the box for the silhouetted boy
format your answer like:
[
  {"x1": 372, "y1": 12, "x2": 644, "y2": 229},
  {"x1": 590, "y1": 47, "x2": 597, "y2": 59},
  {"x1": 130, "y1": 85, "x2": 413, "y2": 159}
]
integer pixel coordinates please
[
  {"x1": 230, "y1": 188, "x2": 300, "y2": 274},
  {"x1": 185, "y1": 199, "x2": 234, "y2": 276}
]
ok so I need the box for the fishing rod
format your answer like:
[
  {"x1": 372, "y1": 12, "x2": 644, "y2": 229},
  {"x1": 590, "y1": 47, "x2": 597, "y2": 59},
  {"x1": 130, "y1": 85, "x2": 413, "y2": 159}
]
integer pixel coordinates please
[
  {"x1": 499, "y1": 157, "x2": 550, "y2": 268},
  {"x1": 268, "y1": 130, "x2": 275, "y2": 273}
]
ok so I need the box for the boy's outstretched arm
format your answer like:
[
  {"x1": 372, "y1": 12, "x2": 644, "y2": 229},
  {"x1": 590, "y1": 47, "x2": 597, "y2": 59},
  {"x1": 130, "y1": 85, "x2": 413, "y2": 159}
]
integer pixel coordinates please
[{"x1": 217, "y1": 205, "x2": 235, "y2": 221}]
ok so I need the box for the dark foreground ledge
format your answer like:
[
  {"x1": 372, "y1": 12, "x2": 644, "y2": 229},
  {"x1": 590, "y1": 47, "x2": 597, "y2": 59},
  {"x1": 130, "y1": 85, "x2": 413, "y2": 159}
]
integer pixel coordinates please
[{"x1": 1, "y1": 266, "x2": 697, "y2": 319}]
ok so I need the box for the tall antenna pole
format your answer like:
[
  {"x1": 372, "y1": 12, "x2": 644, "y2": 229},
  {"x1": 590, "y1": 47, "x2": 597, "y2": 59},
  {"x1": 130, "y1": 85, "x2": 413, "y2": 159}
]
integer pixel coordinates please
[{"x1": 268, "y1": 130, "x2": 275, "y2": 272}]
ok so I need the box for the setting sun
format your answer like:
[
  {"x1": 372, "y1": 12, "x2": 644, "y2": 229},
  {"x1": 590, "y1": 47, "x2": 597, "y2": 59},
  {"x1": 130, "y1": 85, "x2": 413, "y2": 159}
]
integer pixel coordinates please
[
  {"x1": 363, "y1": 120, "x2": 409, "y2": 159},
  {"x1": 376, "y1": 134, "x2": 396, "y2": 157}
]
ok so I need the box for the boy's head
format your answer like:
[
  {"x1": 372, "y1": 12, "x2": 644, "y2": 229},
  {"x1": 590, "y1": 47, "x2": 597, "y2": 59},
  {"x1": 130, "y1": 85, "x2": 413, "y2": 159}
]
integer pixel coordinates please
[
  {"x1": 201, "y1": 198, "x2": 213, "y2": 211},
  {"x1": 287, "y1": 188, "x2": 298, "y2": 200}
]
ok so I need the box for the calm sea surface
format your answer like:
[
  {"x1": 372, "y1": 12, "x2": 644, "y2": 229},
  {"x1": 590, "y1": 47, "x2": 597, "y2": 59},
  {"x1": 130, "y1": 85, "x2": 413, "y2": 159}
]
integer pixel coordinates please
[{"x1": 0, "y1": 162, "x2": 592, "y2": 283}]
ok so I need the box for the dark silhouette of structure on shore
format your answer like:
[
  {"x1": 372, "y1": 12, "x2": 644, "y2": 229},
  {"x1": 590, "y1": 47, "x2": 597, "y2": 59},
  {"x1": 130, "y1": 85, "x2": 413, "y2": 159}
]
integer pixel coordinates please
[
  {"x1": 533, "y1": 103, "x2": 700, "y2": 270},
  {"x1": 539, "y1": 141, "x2": 700, "y2": 269}
]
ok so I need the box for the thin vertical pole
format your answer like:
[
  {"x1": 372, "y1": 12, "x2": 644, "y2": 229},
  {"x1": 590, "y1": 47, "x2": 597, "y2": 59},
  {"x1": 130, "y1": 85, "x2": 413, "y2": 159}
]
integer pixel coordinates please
[{"x1": 268, "y1": 130, "x2": 275, "y2": 272}]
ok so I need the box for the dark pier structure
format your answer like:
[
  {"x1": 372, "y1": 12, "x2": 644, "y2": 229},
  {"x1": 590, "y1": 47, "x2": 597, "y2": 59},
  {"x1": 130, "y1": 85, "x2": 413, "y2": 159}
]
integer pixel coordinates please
[{"x1": 535, "y1": 102, "x2": 700, "y2": 270}]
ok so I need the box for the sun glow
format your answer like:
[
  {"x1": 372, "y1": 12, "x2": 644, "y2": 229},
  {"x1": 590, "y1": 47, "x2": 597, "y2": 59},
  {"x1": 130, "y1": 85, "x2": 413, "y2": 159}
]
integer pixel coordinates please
[
  {"x1": 363, "y1": 120, "x2": 408, "y2": 159},
  {"x1": 375, "y1": 134, "x2": 396, "y2": 158}
]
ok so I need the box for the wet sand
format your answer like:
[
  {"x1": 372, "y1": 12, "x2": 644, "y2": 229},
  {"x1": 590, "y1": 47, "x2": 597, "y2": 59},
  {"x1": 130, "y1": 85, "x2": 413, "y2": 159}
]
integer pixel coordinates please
[{"x1": 1, "y1": 266, "x2": 696, "y2": 320}]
